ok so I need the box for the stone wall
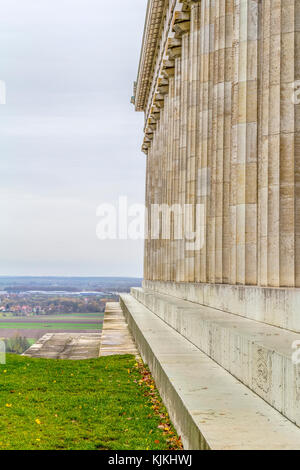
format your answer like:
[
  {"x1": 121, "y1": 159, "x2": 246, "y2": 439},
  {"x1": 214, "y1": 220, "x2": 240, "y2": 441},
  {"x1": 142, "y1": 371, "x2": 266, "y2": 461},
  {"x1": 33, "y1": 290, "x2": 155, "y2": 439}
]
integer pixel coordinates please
[{"x1": 137, "y1": 0, "x2": 300, "y2": 289}]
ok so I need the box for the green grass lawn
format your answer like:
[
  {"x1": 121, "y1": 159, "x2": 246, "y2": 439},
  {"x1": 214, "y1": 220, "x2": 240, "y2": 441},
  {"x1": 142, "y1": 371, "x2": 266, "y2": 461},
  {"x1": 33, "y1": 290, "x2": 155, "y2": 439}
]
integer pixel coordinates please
[
  {"x1": 0, "y1": 323, "x2": 101, "y2": 330},
  {"x1": 0, "y1": 354, "x2": 181, "y2": 450}
]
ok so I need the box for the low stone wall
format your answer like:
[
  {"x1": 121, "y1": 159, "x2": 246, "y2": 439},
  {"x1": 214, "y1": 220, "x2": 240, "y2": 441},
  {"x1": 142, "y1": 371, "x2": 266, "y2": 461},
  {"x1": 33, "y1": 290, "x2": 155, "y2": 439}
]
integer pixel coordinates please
[{"x1": 143, "y1": 280, "x2": 300, "y2": 333}]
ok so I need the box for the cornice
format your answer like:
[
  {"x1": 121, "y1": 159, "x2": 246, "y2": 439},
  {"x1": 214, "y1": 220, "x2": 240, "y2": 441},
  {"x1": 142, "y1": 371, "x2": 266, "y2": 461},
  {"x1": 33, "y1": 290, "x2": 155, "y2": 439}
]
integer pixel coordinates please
[
  {"x1": 134, "y1": 0, "x2": 198, "y2": 154},
  {"x1": 134, "y1": 0, "x2": 167, "y2": 112}
]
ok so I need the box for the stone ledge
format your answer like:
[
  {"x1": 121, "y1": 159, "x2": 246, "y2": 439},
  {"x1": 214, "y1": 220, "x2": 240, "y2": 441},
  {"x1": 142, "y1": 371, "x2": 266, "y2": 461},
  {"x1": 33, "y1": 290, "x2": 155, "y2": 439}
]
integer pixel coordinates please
[
  {"x1": 99, "y1": 302, "x2": 139, "y2": 357},
  {"x1": 120, "y1": 293, "x2": 300, "y2": 450},
  {"x1": 143, "y1": 280, "x2": 300, "y2": 332}
]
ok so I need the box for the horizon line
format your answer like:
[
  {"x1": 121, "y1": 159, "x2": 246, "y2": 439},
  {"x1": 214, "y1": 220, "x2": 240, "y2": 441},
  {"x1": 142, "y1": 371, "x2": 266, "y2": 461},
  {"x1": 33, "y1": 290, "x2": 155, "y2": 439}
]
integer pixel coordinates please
[{"x1": 0, "y1": 275, "x2": 143, "y2": 279}]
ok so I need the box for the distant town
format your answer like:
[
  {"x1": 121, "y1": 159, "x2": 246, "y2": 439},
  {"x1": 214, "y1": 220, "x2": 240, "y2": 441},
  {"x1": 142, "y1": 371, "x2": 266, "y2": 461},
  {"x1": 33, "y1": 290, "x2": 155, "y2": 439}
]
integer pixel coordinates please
[
  {"x1": 0, "y1": 293, "x2": 115, "y2": 316},
  {"x1": 0, "y1": 276, "x2": 142, "y2": 317}
]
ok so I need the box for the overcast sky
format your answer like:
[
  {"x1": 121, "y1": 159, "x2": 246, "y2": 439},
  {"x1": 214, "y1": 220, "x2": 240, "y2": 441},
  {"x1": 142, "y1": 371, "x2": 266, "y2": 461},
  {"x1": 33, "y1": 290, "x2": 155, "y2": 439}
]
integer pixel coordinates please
[{"x1": 0, "y1": 0, "x2": 147, "y2": 277}]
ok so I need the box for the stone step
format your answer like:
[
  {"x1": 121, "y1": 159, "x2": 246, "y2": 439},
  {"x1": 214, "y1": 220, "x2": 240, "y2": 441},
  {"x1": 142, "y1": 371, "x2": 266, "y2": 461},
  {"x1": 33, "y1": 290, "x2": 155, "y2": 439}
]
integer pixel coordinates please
[
  {"x1": 143, "y1": 280, "x2": 300, "y2": 332},
  {"x1": 131, "y1": 287, "x2": 300, "y2": 428},
  {"x1": 120, "y1": 293, "x2": 300, "y2": 450}
]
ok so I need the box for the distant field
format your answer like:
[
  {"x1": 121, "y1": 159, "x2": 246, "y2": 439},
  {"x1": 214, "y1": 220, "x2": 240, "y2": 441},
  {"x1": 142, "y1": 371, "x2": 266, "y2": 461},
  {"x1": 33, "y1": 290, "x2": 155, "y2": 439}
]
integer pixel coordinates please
[
  {"x1": 0, "y1": 318, "x2": 103, "y2": 325},
  {"x1": 0, "y1": 322, "x2": 101, "y2": 330},
  {"x1": 36, "y1": 313, "x2": 103, "y2": 321},
  {"x1": 60, "y1": 313, "x2": 105, "y2": 318},
  {"x1": 0, "y1": 313, "x2": 104, "y2": 321},
  {"x1": 0, "y1": 314, "x2": 103, "y2": 340}
]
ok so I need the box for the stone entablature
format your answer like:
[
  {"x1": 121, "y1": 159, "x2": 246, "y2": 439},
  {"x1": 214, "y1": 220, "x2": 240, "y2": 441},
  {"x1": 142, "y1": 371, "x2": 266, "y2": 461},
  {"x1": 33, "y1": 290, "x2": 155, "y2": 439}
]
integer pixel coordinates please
[
  {"x1": 134, "y1": 0, "x2": 167, "y2": 112},
  {"x1": 134, "y1": 1, "x2": 197, "y2": 144},
  {"x1": 134, "y1": 0, "x2": 300, "y2": 289}
]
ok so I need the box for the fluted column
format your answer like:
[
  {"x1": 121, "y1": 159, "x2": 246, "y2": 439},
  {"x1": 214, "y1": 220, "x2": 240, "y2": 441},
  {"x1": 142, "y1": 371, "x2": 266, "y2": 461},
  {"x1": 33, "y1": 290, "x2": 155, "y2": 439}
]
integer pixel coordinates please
[
  {"x1": 207, "y1": 0, "x2": 216, "y2": 283},
  {"x1": 295, "y1": 1, "x2": 300, "y2": 287},
  {"x1": 215, "y1": 0, "x2": 225, "y2": 283},
  {"x1": 222, "y1": 0, "x2": 234, "y2": 283},
  {"x1": 199, "y1": 0, "x2": 211, "y2": 283},
  {"x1": 258, "y1": 0, "x2": 270, "y2": 286},
  {"x1": 178, "y1": 33, "x2": 189, "y2": 281},
  {"x1": 165, "y1": 93, "x2": 172, "y2": 281},
  {"x1": 229, "y1": 0, "x2": 239, "y2": 284},
  {"x1": 186, "y1": 1, "x2": 201, "y2": 282},
  {"x1": 169, "y1": 76, "x2": 176, "y2": 281},
  {"x1": 174, "y1": 56, "x2": 182, "y2": 282},
  {"x1": 280, "y1": 0, "x2": 296, "y2": 287}
]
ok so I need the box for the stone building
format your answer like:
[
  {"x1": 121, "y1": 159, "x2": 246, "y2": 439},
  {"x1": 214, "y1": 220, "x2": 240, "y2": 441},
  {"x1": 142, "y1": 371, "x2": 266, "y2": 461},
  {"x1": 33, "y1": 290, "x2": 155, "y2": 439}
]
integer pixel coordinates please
[{"x1": 120, "y1": 0, "x2": 300, "y2": 449}]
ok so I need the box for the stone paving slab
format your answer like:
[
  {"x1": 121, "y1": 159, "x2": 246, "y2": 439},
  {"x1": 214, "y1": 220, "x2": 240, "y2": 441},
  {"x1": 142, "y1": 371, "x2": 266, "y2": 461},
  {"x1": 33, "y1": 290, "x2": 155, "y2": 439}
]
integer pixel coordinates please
[
  {"x1": 23, "y1": 333, "x2": 102, "y2": 360},
  {"x1": 99, "y1": 302, "x2": 139, "y2": 357}
]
